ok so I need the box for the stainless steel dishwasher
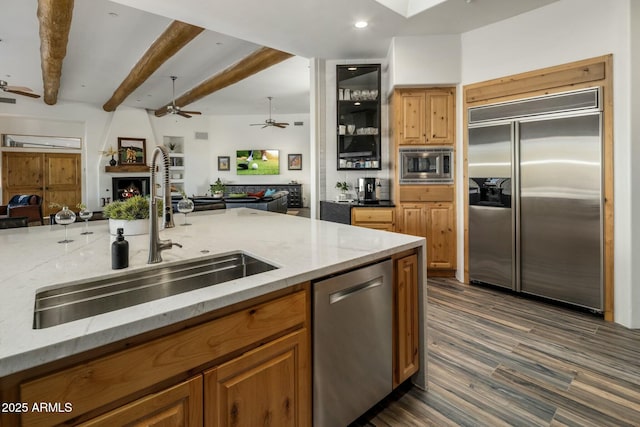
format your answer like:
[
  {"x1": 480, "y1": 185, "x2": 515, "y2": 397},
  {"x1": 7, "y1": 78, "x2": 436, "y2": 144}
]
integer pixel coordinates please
[{"x1": 313, "y1": 259, "x2": 392, "y2": 427}]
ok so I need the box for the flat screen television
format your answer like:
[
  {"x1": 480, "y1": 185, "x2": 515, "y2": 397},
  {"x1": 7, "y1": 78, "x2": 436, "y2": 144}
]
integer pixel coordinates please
[{"x1": 236, "y1": 150, "x2": 279, "y2": 175}]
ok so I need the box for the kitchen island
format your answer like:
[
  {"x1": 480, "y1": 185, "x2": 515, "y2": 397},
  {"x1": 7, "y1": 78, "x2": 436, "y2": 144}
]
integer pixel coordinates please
[{"x1": 0, "y1": 208, "x2": 425, "y2": 426}]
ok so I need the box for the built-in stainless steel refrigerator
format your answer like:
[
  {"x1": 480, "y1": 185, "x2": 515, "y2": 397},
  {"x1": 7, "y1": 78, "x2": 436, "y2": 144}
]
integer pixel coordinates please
[{"x1": 468, "y1": 88, "x2": 603, "y2": 312}]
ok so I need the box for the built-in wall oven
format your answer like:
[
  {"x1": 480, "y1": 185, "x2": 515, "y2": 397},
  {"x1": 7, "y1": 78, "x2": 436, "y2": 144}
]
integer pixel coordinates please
[{"x1": 399, "y1": 146, "x2": 453, "y2": 184}]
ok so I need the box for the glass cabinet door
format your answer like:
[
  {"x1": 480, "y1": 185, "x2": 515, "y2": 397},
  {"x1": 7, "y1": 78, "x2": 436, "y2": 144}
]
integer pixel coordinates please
[{"x1": 337, "y1": 64, "x2": 381, "y2": 170}]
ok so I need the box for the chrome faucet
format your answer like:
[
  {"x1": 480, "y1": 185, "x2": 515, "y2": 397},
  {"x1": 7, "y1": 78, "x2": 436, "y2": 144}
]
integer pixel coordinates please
[{"x1": 148, "y1": 145, "x2": 181, "y2": 263}]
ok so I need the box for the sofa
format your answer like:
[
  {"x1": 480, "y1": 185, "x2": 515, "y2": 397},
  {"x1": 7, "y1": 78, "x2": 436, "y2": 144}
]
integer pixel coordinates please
[
  {"x1": 0, "y1": 195, "x2": 44, "y2": 225},
  {"x1": 223, "y1": 190, "x2": 289, "y2": 214}
]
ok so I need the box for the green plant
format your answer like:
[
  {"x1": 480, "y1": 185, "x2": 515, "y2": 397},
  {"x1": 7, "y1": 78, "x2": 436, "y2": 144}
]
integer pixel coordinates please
[
  {"x1": 210, "y1": 178, "x2": 226, "y2": 194},
  {"x1": 335, "y1": 181, "x2": 350, "y2": 192},
  {"x1": 103, "y1": 195, "x2": 162, "y2": 220},
  {"x1": 168, "y1": 142, "x2": 176, "y2": 151},
  {"x1": 76, "y1": 202, "x2": 87, "y2": 211}
]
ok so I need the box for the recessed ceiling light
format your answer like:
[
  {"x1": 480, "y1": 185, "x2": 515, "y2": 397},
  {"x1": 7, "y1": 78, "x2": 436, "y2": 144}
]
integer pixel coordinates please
[
  {"x1": 354, "y1": 21, "x2": 368, "y2": 29},
  {"x1": 354, "y1": 102, "x2": 361, "y2": 106},
  {"x1": 348, "y1": 67, "x2": 358, "y2": 71}
]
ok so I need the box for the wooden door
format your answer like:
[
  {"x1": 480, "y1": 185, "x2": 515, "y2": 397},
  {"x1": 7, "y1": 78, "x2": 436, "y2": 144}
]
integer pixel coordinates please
[
  {"x1": 426, "y1": 202, "x2": 456, "y2": 269},
  {"x1": 204, "y1": 330, "x2": 310, "y2": 427},
  {"x1": 78, "y1": 376, "x2": 203, "y2": 427},
  {"x1": 396, "y1": 91, "x2": 425, "y2": 145},
  {"x1": 398, "y1": 203, "x2": 427, "y2": 237},
  {"x1": 44, "y1": 153, "x2": 81, "y2": 216},
  {"x1": 425, "y1": 89, "x2": 455, "y2": 145},
  {"x1": 1, "y1": 152, "x2": 44, "y2": 203},
  {"x1": 1, "y1": 151, "x2": 81, "y2": 217},
  {"x1": 394, "y1": 253, "x2": 419, "y2": 387}
]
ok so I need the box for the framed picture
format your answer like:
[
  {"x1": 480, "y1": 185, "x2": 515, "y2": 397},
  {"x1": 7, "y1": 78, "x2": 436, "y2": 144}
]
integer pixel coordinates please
[
  {"x1": 288, "y1": 153, "x2": 302, "y2": 170},
  {"x1": 117, "y1": 137, "x2": 146, "y2": 165},
  {"x1": 218, "y1": 156, "x2": 230, "y2": 171}
]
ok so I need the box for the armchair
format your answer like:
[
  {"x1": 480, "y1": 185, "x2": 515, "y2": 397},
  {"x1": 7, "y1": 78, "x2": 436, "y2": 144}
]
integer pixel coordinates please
[{"x1": 0, "y1": 195, "x2": 44, "y2": 225}]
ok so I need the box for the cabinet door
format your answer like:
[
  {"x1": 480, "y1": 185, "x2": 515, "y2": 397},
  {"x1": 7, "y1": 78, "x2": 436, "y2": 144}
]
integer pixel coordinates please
[
  {"x1": 78, "y1": 376, "x2": 203, "y2": 427},
  {"x1": 204, "y1": 330, "x2": 310, "y2": 427},
  {"x1": 425, "y1": 89, "x2": 455, "y2": 145},
  {"x1": 398, "y1": 204, "x2": 427, "y2": 237},
  {"x1": 394, "y1": 253, "x2": 419, "y2": 387},
  {"x1": 397, "y1": 91, "x2": 425, "y2": 145},
  {"x1": 426, "y1": 202, "x2": 456, "y2": 269},
  {"x1": 1, "y1": 152, "x2": 44, "y2": 204},
  {"x1": 351, "y1": 207, "x2": 394, "y2": 231}
]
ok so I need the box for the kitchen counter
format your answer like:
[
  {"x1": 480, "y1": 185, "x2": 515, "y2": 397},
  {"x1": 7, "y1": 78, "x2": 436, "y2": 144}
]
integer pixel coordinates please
[{"x1": 0, "y1": 208, "x2": 424, "y2": 378}]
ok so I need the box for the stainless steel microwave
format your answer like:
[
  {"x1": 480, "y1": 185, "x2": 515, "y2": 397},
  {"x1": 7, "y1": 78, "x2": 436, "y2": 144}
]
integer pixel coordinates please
[{"x1": 399, "y1": 147, "x2": 453, "y2": 184}]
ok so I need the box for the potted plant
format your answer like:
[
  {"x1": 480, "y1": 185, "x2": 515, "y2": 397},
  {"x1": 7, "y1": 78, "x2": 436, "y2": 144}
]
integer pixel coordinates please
[
  {"x1": 335, "y1": 181, "x2": 351, "y2": 201},
  {"x1": 103, "y1": 195, "x2": 162, "y2": 236},
  {"x1": 210, "y1": 178, "x2": 226, "y2": 198},
  {"x1": 167, "y1": 142, "x2": 177, "y2": 152}
]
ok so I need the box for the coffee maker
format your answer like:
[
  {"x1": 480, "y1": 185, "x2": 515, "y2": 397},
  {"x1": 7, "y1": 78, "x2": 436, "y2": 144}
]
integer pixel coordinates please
[{"x1": 357, "y1": 178, "x2": 381, "y2": 203}]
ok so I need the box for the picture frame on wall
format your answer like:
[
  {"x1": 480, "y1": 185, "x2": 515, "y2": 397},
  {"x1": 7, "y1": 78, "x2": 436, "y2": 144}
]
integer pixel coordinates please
[
  {"x1": 117, "y1": 137, "x2": 146, "y2": 165},
  {"x1": 218, "y1": 156, "x2": 230, "y2": 171},
  {"x1": 288, "y1": 154, "x2": 302, "y2": 170}
]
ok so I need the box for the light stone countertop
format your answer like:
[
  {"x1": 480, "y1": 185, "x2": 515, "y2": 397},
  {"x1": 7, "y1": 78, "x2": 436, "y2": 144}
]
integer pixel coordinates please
[{"x1": 0, "y1": 208, "x2": 425, "y2": 377}]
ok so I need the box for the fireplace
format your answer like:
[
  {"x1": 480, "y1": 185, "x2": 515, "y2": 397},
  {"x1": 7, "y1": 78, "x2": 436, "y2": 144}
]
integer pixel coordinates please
[{"x1": 112, "y1": 177, "x2": 150, "y2": 201}]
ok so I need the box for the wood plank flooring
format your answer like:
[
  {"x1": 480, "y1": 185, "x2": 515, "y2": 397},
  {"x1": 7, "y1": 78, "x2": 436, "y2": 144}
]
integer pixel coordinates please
[{"x1": 351, "y1": 278, "x2": 640, "y2": 427}]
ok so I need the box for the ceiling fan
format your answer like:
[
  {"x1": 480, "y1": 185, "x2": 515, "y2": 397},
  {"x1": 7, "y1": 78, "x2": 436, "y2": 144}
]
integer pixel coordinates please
[
  {"x1": 157, "y1": 76, "x2": 202, "y2": 118},
  {"x1": 0, "y1": 80, "x2": 41, "y2": 99},
  {"x1": 250, "y1": 97, "x2": 289, "y2": 128}
]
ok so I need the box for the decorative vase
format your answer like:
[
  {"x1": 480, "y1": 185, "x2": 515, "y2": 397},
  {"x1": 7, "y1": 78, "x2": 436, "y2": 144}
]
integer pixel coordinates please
[
  {"x1": 55, "y1": 206, "x2": 77, "y2": 243},
  {"x1": 108, "y1": 218, "x2": 150, "y2": 236},
  {"x1": 177, "y1": 197, "x2": 195, "y2": 226},
  {"x1": 109, "y1": 155, "x2": 117, "y2": 167}
]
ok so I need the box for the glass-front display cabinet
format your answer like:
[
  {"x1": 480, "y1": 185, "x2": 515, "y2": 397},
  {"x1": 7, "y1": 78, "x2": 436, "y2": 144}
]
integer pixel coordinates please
[{"x1": 337, "y1": 64, "x2": 381, "y2": 170}]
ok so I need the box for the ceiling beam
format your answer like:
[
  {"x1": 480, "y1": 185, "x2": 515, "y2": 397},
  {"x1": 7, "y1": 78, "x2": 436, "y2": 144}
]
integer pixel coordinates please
[
  {"x1": 37, "y1": 0, "x2": 74, "y2": 105},
  {"x1": 103, "y1": 21, "x2": 204, "y2": 112},
  {"x1": 155, "y1": 47, "x2": 293, "y2": 117}
]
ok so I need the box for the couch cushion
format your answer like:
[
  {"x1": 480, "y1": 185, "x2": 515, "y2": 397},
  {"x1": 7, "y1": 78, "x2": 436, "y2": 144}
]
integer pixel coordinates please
[
  {"x1": 248, "y1": 190, "x2": 265, "y2": 198},
  {"x1": 8, "y1": 195, "x2": 36, "y2": 207},
  {"x1": 264, "y1": 188, "x2": 277, "y2": 197}
]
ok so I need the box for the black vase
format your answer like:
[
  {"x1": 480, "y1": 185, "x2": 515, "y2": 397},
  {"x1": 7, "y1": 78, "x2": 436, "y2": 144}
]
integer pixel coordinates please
[{"x1": 109, "y1": 155, "x2": 117, "y2": 166}]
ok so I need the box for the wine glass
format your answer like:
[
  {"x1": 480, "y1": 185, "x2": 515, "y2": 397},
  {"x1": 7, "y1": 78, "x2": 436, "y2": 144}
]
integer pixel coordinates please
[
  {"x1": 177, "y1": 197, "x2": 194, "y2": 226},
  {"x1": 55, "y1": 206, "x2": 76, "y2": 243},
  {"x1": 79, "y1": 209, "x2": 93, "y2": 235}
]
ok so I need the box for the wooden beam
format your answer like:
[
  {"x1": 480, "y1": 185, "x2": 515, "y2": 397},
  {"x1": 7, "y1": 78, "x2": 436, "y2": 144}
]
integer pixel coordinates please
[
  {"x1": 154, "y1": 47, "x2": 293, "y2": 117},
  {"x1": 103, "y1": 21, "x2": 204, "y2": 112},
  {"x1": 37, "y1": 0, "x2": 74, "y2": 105}
]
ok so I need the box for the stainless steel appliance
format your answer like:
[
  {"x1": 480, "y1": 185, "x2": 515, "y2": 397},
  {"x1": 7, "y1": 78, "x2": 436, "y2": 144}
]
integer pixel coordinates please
[
  {"x1": 399, "y1": 146, "x2": 453, "y2": 184},
  {"x1": 357, "y1": 177, "x2": 381, "y2": 202},
  {"x1": 468, "y1": 88, "x2": 603, "y2": 311},
  {"x1": 313, "y1": 259, "x2": 392, "y2": 427}
]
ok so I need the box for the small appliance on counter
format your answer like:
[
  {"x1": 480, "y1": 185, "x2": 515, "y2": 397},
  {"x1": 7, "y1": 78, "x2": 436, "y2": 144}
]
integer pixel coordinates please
[{"x1": 357, "y1": 178, "x2": 384, "y2": 204}]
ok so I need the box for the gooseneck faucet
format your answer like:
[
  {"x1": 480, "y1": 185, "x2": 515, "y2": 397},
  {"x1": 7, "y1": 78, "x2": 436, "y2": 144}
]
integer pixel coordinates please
[{"x1": 148, "y1": 145, "x2": 181, "y2": 263}]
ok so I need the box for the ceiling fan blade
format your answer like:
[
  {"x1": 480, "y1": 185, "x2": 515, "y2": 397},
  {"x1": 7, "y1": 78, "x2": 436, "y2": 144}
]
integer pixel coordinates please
[
  {"x1": 5, "y1": 85, "x2": 34, "y2": 92},
  {"x1": 250, "y1": 123, "x2": 264, "y2": 126},
  {"x1": 6, "y1": 89, "x2": 40, "y2": 99},
  {"x1": 274, "y1": 124, "x2": 287, "y2": 128},
  {"x1": 154, "y1": 107, "x2": 170, "y2": 117},
  {"x1": 275, "y1": 122, "x2": 289, "y2": 126},
  {"x1": 181, "y1": 110, "x2": 201, "y2": 115},
  {"x1": 177, "y1": 111, "x2": 192, "y2": 118}
]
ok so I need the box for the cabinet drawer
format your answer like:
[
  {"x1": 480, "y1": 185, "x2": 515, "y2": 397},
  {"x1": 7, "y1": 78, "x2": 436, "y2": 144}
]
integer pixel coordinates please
[
  {"x1": 352, "y1": 208, "x2": 394, "y2": 224},
  {"x1": 20, "y1": 291, "x2": 308, "y2": 427}
]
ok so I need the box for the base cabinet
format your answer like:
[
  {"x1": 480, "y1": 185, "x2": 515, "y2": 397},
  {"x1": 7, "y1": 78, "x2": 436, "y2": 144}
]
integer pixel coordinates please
[
  {"x1": 398, "y1": 202, "x2": 456, "y2": 272},
  {"x1": 393, "y1": 253, "x2": 419, "y2": 387},
  {"x1": 351, "y1": 207, "x2": 395, "y2": 231},
  {"x1": 204, "y1": 330, "x2": 309, "y2": 427},
  {"x1": 78, "y1": 376, "x2": 203, "y2": 427}
]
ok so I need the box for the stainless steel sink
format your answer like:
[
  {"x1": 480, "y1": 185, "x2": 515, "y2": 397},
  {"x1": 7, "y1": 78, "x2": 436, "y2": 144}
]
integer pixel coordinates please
[{"x1": 33, "y1": 252, "x2": 278, "y2": 329}]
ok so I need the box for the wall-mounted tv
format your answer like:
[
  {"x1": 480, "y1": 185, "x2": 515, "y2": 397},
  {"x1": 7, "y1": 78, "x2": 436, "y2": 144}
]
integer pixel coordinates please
[{"x1": 236, "y1": 150, "x2": 279, "y2": 175}]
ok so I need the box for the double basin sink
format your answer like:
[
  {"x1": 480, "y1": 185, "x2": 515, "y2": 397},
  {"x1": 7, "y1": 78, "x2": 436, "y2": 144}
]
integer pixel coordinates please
[{"x1": 33, "y1": 251, "x2": 278, "y2": 329}]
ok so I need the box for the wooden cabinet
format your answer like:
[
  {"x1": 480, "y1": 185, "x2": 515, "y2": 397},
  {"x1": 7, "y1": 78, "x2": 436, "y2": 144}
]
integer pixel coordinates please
[
  {"x1": 351, "y1": 207, "x2": 395, "y2": 231},
  {"x1": 393, "y1": 253, "x2": 419, "y2": 387},
  {"x1": 204, "y1": 330, "x2": 309, "y2": 427},
  {"x1": 398, "y1": 202, "x2": 456, "y2": 272},
  {"x1": 394, "y1": 88, "x2": 455, "y2": 146},
  {"x1": 16, "y1": 289, "x2": 310, "y2": 427},
  {"x1": 2, "y1": 151, "x2": 81, "y2": 216},
  {"x1": 77, "y1": 376, "x2": 203, "y2": 427}
]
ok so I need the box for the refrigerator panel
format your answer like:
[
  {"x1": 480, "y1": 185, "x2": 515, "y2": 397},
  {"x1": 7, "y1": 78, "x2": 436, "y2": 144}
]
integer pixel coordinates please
[
  {"x1": 469, "y1": 205, "x2": 513, "y2": 289},
  {"x1": 519, "y1": 114, "x2": 602, "y2": 310},
  {"x1": 468, "y1": 123, "x2": 514, "y2": 290}
]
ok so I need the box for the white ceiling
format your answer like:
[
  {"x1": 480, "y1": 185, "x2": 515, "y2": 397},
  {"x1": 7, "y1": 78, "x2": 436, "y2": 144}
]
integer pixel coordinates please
[{"x1": 0, "y1": 0, "x2": 558, "y2": 116}]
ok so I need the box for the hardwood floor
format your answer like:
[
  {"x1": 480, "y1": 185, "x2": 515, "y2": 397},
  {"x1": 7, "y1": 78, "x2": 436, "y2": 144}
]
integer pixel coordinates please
[{"x1": 352, "y1": 278, "x2": 640, "y2": 427}]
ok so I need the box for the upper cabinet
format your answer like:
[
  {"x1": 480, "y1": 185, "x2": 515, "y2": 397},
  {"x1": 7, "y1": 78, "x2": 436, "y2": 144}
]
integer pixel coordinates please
[
  {"x1": 337, "y1": 64, "x2": 381, "y2": 170},
  {"x1": 395, "y1": 88, "x2": 455, "y2": 145}
]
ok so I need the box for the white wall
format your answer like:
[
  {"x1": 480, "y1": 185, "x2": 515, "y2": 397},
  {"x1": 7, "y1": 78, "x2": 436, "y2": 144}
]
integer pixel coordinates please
[
  {"x1": 629, "y1": 0, "x2": 640, "y2": 329},
  {"x1": 460, "y1": 0, "x2": 636, "y2": 327},
  {"x1": 387, "y1": 35, "x2": 461, "y2": 92}
]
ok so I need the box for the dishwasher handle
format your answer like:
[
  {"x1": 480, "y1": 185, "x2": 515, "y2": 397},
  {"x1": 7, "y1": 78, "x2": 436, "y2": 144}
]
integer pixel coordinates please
[{"x1": 329, "y1": 277, "x2": 383, "y2": 304}]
